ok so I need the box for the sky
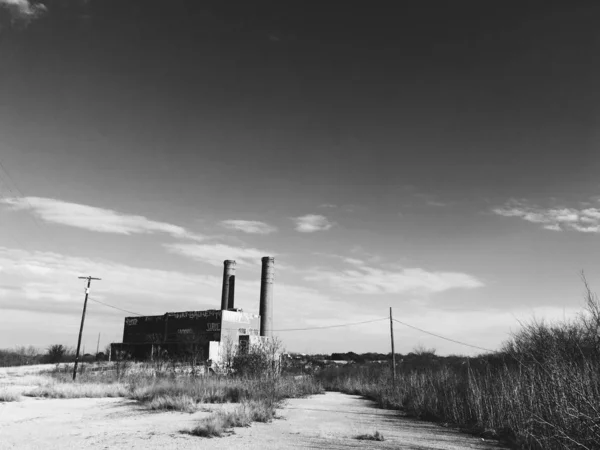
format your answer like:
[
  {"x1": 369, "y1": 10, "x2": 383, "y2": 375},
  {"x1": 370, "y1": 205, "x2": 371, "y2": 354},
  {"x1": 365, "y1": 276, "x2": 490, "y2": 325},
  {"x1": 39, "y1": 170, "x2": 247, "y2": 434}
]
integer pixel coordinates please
[{"x1": 1, "y1": 1, "x2": 600, "y2": 356}]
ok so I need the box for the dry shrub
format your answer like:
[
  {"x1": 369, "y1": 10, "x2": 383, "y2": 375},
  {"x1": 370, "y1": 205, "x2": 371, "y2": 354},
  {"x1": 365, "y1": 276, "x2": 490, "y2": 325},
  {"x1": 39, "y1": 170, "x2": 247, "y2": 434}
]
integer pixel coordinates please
[
  {"x1": 188, "y1": 399, "x2": 277, "y2": 437},
  {"x1": 355, "y1": 431, "x2": 385, "y2": 441},
  {"x1": 147, "y1": 394, "x2": 197, "y2": 412},
  {"x1": 25, "y1": 381, "x2": 128, "y2": 398},
  {"x1": 189, "y1": 414, "x2": 228, "y2": 438},
  {"x1": 0, "y1": 388, "x2": 21, "y2": 402}
]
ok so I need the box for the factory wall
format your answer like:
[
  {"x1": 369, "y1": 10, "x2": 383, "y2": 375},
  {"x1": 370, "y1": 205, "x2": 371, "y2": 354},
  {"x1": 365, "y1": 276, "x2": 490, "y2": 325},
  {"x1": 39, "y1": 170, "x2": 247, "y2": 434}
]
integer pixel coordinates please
[
  {"x1": 122, "y1": 310, "x2": 222, "y2": 345},
  {"x1": 220, "y1": 310, "x2": 260, "y2": 344}
]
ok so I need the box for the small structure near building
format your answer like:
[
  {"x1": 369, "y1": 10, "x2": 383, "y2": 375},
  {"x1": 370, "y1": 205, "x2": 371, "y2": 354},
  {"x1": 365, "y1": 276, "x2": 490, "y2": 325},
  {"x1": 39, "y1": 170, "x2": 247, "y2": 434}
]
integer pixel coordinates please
[{"x1": 110, "y1": 257, "x2": 275, "y2": 370}]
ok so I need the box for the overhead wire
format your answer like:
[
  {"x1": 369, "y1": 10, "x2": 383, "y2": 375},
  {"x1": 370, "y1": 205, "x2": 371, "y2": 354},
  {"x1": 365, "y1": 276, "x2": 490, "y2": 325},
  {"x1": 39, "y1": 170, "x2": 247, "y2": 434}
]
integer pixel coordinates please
[
  {"x1": 83, "y1": 295, "x2": 500, "y2": 352},
  {"x1": 88, "y1": 297, "x2": 144, "y2": 317},
  {"x1": 85, "y1": 297, "x2": 388, "y2": 332},
  {"x1": 83, "y1": 284, "x2": 498, "y2": 354},
  {"x1": 393, "y1": 318, "x2": 495, "y2": 353},
  {"x1": 273, "y1": 317, "x2": 388, "y2": 332}
]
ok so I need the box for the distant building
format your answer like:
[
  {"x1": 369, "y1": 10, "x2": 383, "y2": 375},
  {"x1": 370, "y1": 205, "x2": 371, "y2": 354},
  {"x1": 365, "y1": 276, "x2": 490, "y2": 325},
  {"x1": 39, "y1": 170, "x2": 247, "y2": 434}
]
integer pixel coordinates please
[{"x1": 110, "y1": 257, "x2": 275, "y2": 368}]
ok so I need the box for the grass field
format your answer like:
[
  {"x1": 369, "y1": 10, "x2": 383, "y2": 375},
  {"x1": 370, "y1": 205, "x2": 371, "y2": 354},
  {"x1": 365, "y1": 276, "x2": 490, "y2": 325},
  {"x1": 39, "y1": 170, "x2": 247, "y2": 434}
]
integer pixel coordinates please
[
  {"x1": 318, "y1": 283, "x2": 600, "y2": 450},
  {"x1": 19, "y1": 345, "x2": 324, "y2": 435}
]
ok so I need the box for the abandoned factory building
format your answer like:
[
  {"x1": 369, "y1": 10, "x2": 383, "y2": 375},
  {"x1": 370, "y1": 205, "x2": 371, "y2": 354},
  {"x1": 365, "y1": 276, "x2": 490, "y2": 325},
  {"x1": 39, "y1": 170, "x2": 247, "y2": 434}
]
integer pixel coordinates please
[{"x1": 110, "y1": 257, "x2": 274, "y2": 365}]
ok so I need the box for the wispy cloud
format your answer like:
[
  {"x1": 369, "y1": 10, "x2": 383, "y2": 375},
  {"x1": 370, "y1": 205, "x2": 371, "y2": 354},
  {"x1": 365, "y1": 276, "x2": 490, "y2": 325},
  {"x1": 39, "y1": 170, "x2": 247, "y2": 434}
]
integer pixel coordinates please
[
  {"x1": 220, "y1": 220, "x2": 277, "y2": 235},
  {"x1": 492, "y1": 199, "x2": 600, "y2": 233},
  {"x1": 0, "y1": 246, "x2": 222, "y2": 316},
  {"x1": 319, "y1": 203, "x2": 337, "y2": 208},
  {"x1": 0, "y1": 0, "x2": 46, "y2": 24},
  {"x1": 343, "y1": 257, "x2": 365, "y2": 266},
  {"x1": 165, "y1": 242, "x2": 273, "y2": 266},
  {"x1": 293, "y1": 214, "x2": 334, "y2": 233},
  {"x1": 305, "y1": 261, "x2": 483, "y2": 295},
  {"x1": 1, "y1": 197, "x2": 205, "y2": 240}
]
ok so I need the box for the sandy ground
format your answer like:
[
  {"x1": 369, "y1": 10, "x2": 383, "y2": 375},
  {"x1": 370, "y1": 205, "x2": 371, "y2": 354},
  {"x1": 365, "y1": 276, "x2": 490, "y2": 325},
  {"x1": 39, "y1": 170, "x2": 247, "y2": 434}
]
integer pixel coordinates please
[
  {"x1": 0, "y1": 366, "x2": 508, "y2": 449},
  {"x1": 0, "y1": 394, "x2": 509, "y2": 450}
]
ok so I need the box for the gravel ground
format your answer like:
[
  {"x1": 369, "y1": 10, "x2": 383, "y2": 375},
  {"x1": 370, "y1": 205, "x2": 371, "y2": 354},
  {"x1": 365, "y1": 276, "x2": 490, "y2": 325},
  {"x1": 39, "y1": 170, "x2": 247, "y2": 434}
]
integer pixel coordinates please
[{"x1": 0, "y1": 389, "x2": 508, "y2": 450}]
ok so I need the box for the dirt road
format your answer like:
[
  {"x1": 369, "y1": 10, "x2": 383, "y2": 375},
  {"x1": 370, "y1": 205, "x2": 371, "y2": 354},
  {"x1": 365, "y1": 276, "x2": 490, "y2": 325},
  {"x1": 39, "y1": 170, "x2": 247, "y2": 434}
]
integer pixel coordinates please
[{"x1": 0, "y1": 392, "x2": 507, "y2": 449}]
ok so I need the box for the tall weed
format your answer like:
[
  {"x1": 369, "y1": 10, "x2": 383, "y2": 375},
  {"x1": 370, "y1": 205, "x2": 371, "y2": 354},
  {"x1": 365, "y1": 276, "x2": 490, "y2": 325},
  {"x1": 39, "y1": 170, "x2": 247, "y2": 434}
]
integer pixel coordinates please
[{"x1": 319, "y1": 281, "x2": 600, "y2": 449}]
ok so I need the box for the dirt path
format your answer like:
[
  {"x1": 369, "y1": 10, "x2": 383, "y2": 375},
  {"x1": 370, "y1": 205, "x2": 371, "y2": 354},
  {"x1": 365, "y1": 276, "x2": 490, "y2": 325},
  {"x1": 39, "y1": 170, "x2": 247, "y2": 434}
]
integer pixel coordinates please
[{"x1": 0, "y1": 392, "x2": 507, "y2": 449}]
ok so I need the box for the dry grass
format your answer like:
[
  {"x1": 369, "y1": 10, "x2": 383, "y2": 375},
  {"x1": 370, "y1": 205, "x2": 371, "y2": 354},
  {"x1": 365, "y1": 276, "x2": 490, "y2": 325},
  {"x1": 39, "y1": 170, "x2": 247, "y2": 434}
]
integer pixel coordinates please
[
  {"x1": 188, "y1": 399, "x2": 277, "y2": 437},
  {"x1": 147, "y1": 394, "x2": 197, "y2": 412},
  {"x1": 21, "y1": 362, "x2": 323, "y2": 419},
  {"x1": 189, "y1": 414, "x2": 229, "y2": 437},
  {"x1": 128, "y1": 375, "x2": 322, "y2": 412},
  {"x1": 24, "y1": 381, "x2": 129, "y2": 398},
  {"x1": 355, "y1": 430, "x2": 385, "y2": 441},
  {"x1": 319, "y1": 285, "x2": 600, "y2": 450},
  {"x1": 0, "y1": 388, "x2": 21, "y2": 402}
]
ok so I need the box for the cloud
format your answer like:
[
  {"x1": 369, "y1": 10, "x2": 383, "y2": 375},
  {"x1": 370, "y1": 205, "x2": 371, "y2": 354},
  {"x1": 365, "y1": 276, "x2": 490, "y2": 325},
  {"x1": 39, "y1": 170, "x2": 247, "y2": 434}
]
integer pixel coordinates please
[
  {"x1": 0, "y1": 246, "x2": 283, "y2": 315},
  {"x1": 220, "y1": 220, "x2": 277, "y2": 235},
  {"x1": 293, "y1": 214, "x2": 334, "y2": 233},
  {"x1": 0, "y1": 246, "x2": 343, "y2": 348},
  {"x1": 492, "y1": 199, "x2": 600, "y2": 233},
  {"x1": 305, "y1": 262, "x2": 483, "y2": 295},
  {"x1": 1, "y1": 197, "x2": 204, "y2": 240},
  {"x1": 543, "y1": 224, "x2": 562, "y2": 231},
  {"x1": 0, "y1": 246, "x2": 223, "y2": 315},
  {"x1": 319, "y1": 203, "x2": 337, "y2": 208},
  {"x1": 165, "y1": 243, "x2": 273, "y2": 266},
  {"x1": 343, "y1": 257, "x2": 365, "y2": 266},
  {"x1": 0, "y1": 0, "x2": 46, "y2": 25}
]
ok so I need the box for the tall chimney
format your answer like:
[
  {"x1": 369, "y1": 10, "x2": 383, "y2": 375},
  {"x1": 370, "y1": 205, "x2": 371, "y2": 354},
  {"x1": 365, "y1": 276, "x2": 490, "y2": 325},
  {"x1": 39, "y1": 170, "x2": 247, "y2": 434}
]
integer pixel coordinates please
[
  {"x1": 259, "y1": 256, "x2": 274, "y2": 337},
  {"x1": 221, "y1": 260, "x2": 236, "y2": 310}
]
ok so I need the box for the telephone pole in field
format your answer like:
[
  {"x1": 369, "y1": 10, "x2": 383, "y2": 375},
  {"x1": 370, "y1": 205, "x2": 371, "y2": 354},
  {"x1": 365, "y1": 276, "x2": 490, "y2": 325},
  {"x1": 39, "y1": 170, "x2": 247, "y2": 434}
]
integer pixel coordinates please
[
  {"x1": 73, "y1": 276, "x2": 101, "y2": 381},
  {"x1": 390, "y1": 307, "x2": 396, "y2": 389}
]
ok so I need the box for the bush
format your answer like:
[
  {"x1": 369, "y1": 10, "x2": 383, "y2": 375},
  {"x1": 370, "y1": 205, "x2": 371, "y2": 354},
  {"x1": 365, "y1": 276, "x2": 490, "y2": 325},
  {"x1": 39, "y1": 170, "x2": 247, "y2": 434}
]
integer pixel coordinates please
[
  {"x1": 44, "y1": 344, "x2": 75, "y2": 364},
  {"x1": 188, "y1": 399, "x2": 277, "y2": 437},
  {"x1": 0, "y1": 346, "x2": 42, "y2": 367},
  {"x1": 0, "y1": 388, "x2": 21, "y2": 402},
  {"x1": 355, "y1": 431, "x2": 385, "y2": 441},
  {"x1": 231, "y1": 338, "x2": 281, "y2": 378}
]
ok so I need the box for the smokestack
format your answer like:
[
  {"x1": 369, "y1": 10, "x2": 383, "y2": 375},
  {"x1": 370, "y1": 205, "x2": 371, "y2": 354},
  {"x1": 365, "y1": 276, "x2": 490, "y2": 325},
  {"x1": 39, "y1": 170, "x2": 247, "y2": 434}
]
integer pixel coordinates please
[
  {"x1": 221, "y1": 260, "x2": 236, "y2": 310},
  {"x1": 259, "y1": 256, "x2": 274, "y2": 337}
]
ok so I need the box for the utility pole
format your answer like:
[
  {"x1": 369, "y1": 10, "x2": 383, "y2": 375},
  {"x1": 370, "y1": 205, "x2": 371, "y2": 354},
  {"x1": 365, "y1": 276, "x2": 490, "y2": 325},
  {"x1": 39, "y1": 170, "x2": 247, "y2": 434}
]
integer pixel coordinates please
[
  {"x1": 390, "y1": 307, "x2": 396, "y2": 389},
  {"x1": 73, "y1": 276, "x2": 101, "y2": 381},
  {"x1": 96, "y1": 332, "x2": 101, "y2": 356}
]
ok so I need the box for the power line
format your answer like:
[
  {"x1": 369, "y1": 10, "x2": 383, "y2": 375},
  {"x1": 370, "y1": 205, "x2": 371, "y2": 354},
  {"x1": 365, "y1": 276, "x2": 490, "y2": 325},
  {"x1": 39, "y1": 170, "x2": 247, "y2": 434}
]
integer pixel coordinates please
[
  {"x1": 87, "y1": 297, "x2": 386, "y2": 332},
  {"x1": 393, "y1": 318, "x2": 495, "y2": 353},
  {"x1": 88, "y1": 297, "x2": 143, "y2": 317},
  {"x1": 274, "y1": 317, "x2": 388, "y2": 332},
  {"x1": 84, "y1": 294, "x2": 497, "y2": 352}
]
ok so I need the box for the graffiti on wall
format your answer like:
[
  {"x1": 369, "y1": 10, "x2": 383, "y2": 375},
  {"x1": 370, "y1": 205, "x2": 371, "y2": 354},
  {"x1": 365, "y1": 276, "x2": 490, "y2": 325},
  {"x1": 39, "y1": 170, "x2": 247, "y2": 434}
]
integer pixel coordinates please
[
  {"x1": 144, "y1": 333, "x2": 163, "y2": 343},
  {"x1": 207, "y1": 323, "x2": 220, "y2": 332},
  {"x1": 237, "y1": 328, "x2": 259, "y2": 336},
  {"x1": 168, "y1": 310, "x2": 220, "y2": 320}
]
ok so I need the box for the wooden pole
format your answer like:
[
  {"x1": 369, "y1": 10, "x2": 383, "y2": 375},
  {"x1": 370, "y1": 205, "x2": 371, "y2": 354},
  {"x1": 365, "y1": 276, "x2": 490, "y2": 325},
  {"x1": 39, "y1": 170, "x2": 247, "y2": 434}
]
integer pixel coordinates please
[
  {"x1": 73, "y1": 276, "x2": 101, "y2": 381},
  {"x1": 390, "y1": 307, "x2": 396, "y2": 389}
]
